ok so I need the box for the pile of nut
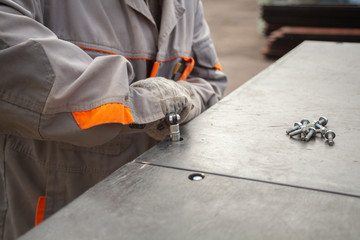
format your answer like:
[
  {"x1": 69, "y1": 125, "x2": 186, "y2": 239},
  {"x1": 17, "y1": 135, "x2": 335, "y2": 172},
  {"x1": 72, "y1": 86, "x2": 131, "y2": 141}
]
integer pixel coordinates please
[{"x1": 286, "y1": 117, "x2": 336, "y2": 146}]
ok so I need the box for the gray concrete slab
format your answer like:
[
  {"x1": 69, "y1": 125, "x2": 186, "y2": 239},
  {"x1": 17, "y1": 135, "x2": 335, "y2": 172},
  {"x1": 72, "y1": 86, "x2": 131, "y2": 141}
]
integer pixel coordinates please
[
  {"x1": 20, "y1": 162, "x2": 360, "y2": 240},
  {"x1": 136, "y1": 41, "x2": 360, "y2": 197}
]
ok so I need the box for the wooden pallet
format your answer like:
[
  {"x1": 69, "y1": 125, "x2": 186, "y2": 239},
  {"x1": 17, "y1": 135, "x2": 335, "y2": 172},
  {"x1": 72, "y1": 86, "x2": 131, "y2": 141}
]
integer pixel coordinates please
[{"x1": 262, "y1": 26, "x2": 360, "y2": 58}]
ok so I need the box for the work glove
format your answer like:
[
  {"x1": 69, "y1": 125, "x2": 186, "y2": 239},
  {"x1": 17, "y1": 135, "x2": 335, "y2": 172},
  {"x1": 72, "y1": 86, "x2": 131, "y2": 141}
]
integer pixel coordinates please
[
  {"x1": 130, "y1": 77, "x2": 202, "y2": 140},
  {"x1": 177, "y1": 80, "x2": 202, "y2": 123}
]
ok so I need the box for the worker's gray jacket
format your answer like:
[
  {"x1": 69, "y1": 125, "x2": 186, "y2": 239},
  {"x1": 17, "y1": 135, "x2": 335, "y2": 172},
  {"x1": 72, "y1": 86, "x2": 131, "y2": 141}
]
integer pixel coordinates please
[{"x1": 0, "y1": 0, "x2": 227, "y2": 238}]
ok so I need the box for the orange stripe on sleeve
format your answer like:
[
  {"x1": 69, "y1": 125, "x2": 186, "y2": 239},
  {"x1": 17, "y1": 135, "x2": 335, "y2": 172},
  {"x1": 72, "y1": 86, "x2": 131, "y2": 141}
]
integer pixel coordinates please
[
  {"x1": 35, "y1": 196, "x2": 46, "y2": 226},
  {"x1": 79, "y1": 46, "x2": 152, "y2": 61},
  {"x1": 214, "y1": 62, "x2": 222, "y2": 71},
  {"x1": 178, "y1": 57, "x2": 195, "y2": 81},
  {"x1": 72, "y1": 103, "x2": 134, "y2": 130},
  {"x1": 150, "y1": 61, "x2": 160, "y2": 77},
  {"x1": 79, "y1": 46, "x2": 119, "y2": 55}
]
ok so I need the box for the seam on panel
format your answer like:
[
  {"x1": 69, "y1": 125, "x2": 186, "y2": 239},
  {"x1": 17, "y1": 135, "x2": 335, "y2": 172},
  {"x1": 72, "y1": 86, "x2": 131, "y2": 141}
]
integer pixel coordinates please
[
  {"x1": 0, "y1": 39, "x2": 10, "y2": 50},
  {"x1": 0, "y1": 136, "x2": 8, "y2": 240},
  {"x1": 44, "y1": 96, "x2": 128, "y2": 114},
  {"x1": 31, "y1": 41, "x2": 56, "y2": 139},
  {"x1": 78, "y1": 44, "x2": 191, "y2": 63},
  {"x1": 0, "y1": 98, "x2": 41, "y2": 113},
  {"x1": 69, "y1": 39, "x2": 156, "y2": 57},
  {"x1": 0, "y1": 90, "x2": 45, "y2": 113}
]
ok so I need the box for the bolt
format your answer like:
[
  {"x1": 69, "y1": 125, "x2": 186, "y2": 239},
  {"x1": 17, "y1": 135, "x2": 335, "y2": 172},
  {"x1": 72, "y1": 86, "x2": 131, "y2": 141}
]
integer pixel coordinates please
[
  {"x1": 168, "y1": 113, "x2": 180, "y2": 124},
  {"x1": 289, "y1": 119, "x2": 310, "y2": 138},
  {"x1": 300, "y1": 119, "x2": 314, "y2": 140},
  {"x1": 301, "y1": 119, "x2": 310, "y2": 127},
  {"x1": 289, "y1": 129, "x2": 303, "y2": 137},
  {"x1": 316, "y1": 126, "x2": 328, "y2": 137},
  {"x1": 289, "y1": 128, "x2": 302, "y2": 137},
  {"x1": 314, "y1": 116, "x2": 328, "y2": 129},
  {"x1": 289, "y1": 123, "x2": 308, "y2": 137},
  {"x1": 324, "y1": 130, "x2": 336, "y2": 146},
  {"x1": 304, "y1": 127, "x2": 316, "y2": 142},
  {"x1": 286, "y1": 122, "x2": 302, "y2": 134},
  {"x1": 167, "y1": 113, "x2": 181, "y2": 142}
]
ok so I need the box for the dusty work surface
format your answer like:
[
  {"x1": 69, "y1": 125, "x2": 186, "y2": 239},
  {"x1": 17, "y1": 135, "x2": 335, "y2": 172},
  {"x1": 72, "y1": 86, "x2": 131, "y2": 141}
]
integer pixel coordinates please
[
  {"x1": 21, "y1": 41, "x2": 360, "y2": 239},
  {"x1": 21, "y1": 162, "x2": 360, "y2": 240},
  {"x1": 136, "y1": 41, "x2": 360, "y2": 197}
]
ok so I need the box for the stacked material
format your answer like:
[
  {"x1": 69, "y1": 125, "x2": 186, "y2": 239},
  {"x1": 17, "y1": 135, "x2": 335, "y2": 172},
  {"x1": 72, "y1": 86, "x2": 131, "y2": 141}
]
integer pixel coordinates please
[{"x1": 261, "y1": 3, "x2": 360, "y2": 58}]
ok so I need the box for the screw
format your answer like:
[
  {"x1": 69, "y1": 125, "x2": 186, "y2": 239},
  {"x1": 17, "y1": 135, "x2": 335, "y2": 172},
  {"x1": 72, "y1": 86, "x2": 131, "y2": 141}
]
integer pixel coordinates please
[
  {"x1": 314, "y1": 116, "x2": 328, "y2": 129},
  {"x1": 289, "y1": 123, "x2": 308, "y2": 137},
  {"x1": 300, "y1": 119, "x2": 311, "y2": 139},
  {"x1": 324, "y1": 130, "x2": 336, "y2": 146},
  {"x1": 316, "y1": 126, "x2": 328, "y2": 137},
  {"x1": 286, "y1": 122, "x2": 302, "y2": 134},
  {"x1": 304, "y1": 127, "x2": 316, "y2": 142},
  {"x1": 288, "y1": 126, "x2": 304, "y2": 137},
  {"x1": 301, "y1": 119, "x2": 310, "y2": 127}
]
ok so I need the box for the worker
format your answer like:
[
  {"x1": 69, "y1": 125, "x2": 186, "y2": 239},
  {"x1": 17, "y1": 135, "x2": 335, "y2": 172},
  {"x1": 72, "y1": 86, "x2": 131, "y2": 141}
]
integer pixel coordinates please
[{"x1": 0, "y1": 0, "x2": 227, "y2": 238}]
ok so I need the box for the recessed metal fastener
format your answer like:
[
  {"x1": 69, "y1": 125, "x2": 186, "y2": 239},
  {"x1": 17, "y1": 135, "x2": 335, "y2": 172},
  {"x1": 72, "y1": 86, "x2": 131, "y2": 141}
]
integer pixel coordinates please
[
  {"x1": 188, "y1": 173, "x2": 205, "y2": 181},
  {"x1": 286, "y1": 122, "x2": 302, "y2": 134},
  {"x1": 304, "y1": 127, "x2": 316, "y2": 142},
  {"x1": 325, "y1": 130, "x2": 336, "y2": 146}
]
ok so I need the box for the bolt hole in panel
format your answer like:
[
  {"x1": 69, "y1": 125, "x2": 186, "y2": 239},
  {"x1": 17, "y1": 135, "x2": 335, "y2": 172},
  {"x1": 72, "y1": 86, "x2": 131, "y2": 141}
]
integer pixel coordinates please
[
  {"x1": 188, "y1": 173, "x2": 205, "y2": 181},
  {"x1": 168, "y1": 137, "x2": 184, "y2": 142}
]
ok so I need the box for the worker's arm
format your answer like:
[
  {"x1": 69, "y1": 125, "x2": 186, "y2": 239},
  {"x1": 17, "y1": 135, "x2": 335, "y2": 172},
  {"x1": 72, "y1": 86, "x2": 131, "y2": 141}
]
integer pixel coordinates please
[
  {"x1": 0, "y1": 1, "x2": 182, "y2": 147},
  {"x1": 187, "y1": 0, "x2": 228, "y2": 110}
]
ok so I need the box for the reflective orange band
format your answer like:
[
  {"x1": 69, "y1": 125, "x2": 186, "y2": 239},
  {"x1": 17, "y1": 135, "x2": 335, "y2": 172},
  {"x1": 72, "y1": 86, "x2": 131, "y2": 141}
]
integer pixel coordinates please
[
  {"x1": 35, "y1": 196, "x2": 46, "y2": 226},
  {"x1": 178, "y1": 57, "x2": 195, "y2": 81},
  {"x1": 214, "y1": 62, "x2": 222, "y2": 71},
  {"x1": 150, "y1": 61, "x2": 160, "y2": 77},
  {"x1": 79, "y1": 46, "x2": 152, "y2": 61},
  {"x1": 72, "y1": 103, "x2": 134, "y2": 130},
  {"x1": 80, "y1": 46, "x2": 119, "y2": 56}
]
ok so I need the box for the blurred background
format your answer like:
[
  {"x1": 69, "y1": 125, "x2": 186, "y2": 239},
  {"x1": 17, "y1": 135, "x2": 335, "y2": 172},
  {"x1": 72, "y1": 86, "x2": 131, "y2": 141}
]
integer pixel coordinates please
[{"x1": 202, "y1": 0, "x2": 360, "y2": 95}]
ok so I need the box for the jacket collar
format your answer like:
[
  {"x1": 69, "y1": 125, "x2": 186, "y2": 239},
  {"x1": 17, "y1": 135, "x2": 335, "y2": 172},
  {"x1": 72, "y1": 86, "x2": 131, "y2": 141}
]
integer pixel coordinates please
[
  {"x1": 125, "y1": 0, "x2": 185, "y2": 45},
  {"x1": 160, "y1": 0, "x2": 185, "y2": 40}
]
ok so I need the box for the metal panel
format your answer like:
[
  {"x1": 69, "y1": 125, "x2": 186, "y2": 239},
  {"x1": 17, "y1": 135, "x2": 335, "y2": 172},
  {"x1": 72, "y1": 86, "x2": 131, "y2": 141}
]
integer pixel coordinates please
[
  {"x1": 136, "y1": 41, "x2": 360, "y2": 197},
  {"x1": 20, "y1": 163, "x2": 360, "y2": 240}
]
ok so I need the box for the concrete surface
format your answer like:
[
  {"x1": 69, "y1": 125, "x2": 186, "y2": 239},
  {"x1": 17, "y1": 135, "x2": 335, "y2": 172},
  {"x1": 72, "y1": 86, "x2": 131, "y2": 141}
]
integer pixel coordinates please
[
  {"x1": 22, "y1": 41, "x2": 360, "y2": 240},
  {"x1": 202, "y1": 0, "x2": 275, "y2": 96}
]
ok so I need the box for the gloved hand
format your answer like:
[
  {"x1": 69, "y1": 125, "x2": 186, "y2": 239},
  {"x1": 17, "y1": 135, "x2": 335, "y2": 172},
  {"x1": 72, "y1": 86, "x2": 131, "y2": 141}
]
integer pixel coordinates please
[
  {"x1": 177, "y1": 80, "x2": 202, "y2": 124},
  {"x1": 130, "y1": 77, "x2": 202, "y2": 140}
]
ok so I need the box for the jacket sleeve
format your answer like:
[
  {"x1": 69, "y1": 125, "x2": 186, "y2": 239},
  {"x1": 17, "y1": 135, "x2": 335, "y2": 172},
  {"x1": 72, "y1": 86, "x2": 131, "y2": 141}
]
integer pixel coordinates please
[
  {"x1": 187, "y1": 0, "x2": 228, "y2": 110},
  {"x1": 0, "y1": 1, "x2": 165, "y2": 147}
]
